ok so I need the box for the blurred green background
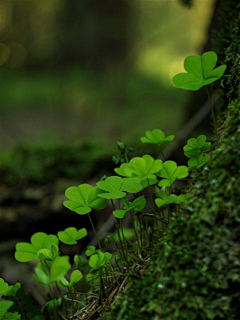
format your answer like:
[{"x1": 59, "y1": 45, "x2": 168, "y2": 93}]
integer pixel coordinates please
[{"x1": 0, "y1": 0, "x2": 214, "y2": 152}]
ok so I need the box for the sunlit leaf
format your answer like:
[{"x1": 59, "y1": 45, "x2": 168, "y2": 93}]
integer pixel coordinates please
[
  {"x1": 172, "y1": 51, "x2": 226, "y2": 91},
  {"x1": 140, "y1": 129, "x2": 175, "y2": 148},
  {"x1": 157, "y1": 160, "x2": 188, "y2": 187},
  {"x1": 64, "y1": 184, "x2": 107, "y2": 215},
  {"x1": 58, "y1": 227, "x2": 87, "y2": 245}
]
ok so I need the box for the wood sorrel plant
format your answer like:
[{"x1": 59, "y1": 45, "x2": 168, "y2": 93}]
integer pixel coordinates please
[
  {"x1": 172, "y1": 51, "x2": 226, "y2": 135},
  {"x1": 11, "y1": 132, "x2": 210, "y2": 319},
  {"x1": 8, "y1": 51, "x2": 226, "y2": 319}
]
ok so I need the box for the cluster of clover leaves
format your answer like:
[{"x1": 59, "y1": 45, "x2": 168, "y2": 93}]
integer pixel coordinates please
[{"x1": 0, "y1": 51, "x2": 226, "y2": 320}]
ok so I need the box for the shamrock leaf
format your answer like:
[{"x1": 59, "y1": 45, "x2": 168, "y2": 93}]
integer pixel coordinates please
[
  {"x1": 113, "y1": 196, "x2": 146, "y2": 218},
  {"x1": 89, "y1": 251, "x2": 112, "y2": 269},
  {"x1": 140, "y1": 129, "x2": 175, "y2": 148},
  {"x1": 85, "y1": 246, "x2": 100, "y2": 257},
  {"x1": 188, "y1": 154, "x2": 210, "y2": 171},
  {"x1": 184, "y1": 135, "x2": 211, "y2": 158},
  {"x1": 57, "y1": 227, "x2": 87, "y2": 245},
  {"x1": 64, "y1": 184, "x2": 107, "y2": 215},
  {"x1": 0, "y1": 278, "x2": 8, "y2": 298},
  {"x1": 157, "y1": 161, "x2": 188, "y2": 187},
  {"x1": 97, "y1": 176, "x2": 142, "y2": 199},
  {"x1": 172, "y1": 51, "x2": 226, "y2": 91},
  {"x1": 0, "y1": 301, "x2": 14, "y2": 319},
  {"x1": 37, "y1": 243, "x2": 59, "y2": 261},
  {"x1": 2, "y1": 311, "x2": 21, "y2": 319},
  {"x1": 58, "y1": 270, "x2": 83, "y2": 288},
  {"x1": 15, "y1": 232, "x2": 59, "y2": 262},
  {"x1": 155, "y1": 187, "x2": 185, "y2": 208},
  {"x1": 114, "y1": 155, "x2": 162, "y2": 186},
  {"x1": 4, "y1": 282, "x2": 21, "y2": 297}
]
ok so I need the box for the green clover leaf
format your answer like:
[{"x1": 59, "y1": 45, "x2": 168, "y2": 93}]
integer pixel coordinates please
[
  {"x1": 33, "y1": 262, "x2": 51, "y2": 286},
  {"x1": 4, "y1": 282, "x2": 21, "y2": 297},
  {"x1": 140, "y1": 129, "x2": 175, "y2": 148},
  {"x1": 85, "y1": 246, "x2": 100, "y2": 257},
  {"x1": 157, "y1": 161, "x2": 188, "y2": 187},
  {"x1": 0, "y1": 278, "x2": 8, "y2": 298},
  {"x1": 113, "y1": 196, "x2": 146, "y2": 219},
  {"x1": 0, "y1": 301, "x2": 14, "y2": 319},
  {"x1": 50, "y1": 256, "x2": 71, "y2": 284},
  {"x1": 89, "y1": 251, "x2": 112, "y2": 269},
  {"x1": 2, "y1": 311, "x2": 21, "y2": 319},
  {"x1": 172, "y1": 51, "x2": 226, "y2": 91},
  {"x1": 15, "y1": 232, "x2": 59, "y2": 262},
  {"x1": 64, "y1": 184, "x2": 107, "y2": 215},
  {"x1": 184, "y1": 135, "x2": 211, "y2": 158},
  {"x1": 155, "y1": 187, "x2": 185, "y2": 208},
  {"x1": 114, "y1": 155, "x2": 162, "y2": 186},
  {"x1": 57, "y1": 227, "x2": 87, "y2": 245},
  {"x1": 58, "y1": 270, "x2": 83, "y2": 288},
  {"x1": 188, "y1": 154, "x2": 210, "y2": 170},
  {"x1": 97, "y1": 176, "x2": 142, "y2": 199},
  {"x1": 37, "y1": 243, "x2": 59, "y2": 261}
]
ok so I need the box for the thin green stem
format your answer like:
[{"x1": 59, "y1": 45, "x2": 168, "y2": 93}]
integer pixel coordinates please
[
  {"x1": 205, "y1": 86, "x2": 217, "y2": 136},
  {"x1": 147, "y1": 180, "x2": 161, "y2": 238},
  {"x1": 49, "y1": 285, "x2": 58, "y2": 320},
  {"x1": 137, "y1": 215, "x2": 143, "y2": 248},
  {"x1": 87, "y1": 212, "x2": 102, "y2": 251},
  {"x1": 15, "y1": 296, "x2": 26, "y2": 320},
  {"x1": 129, "y1": 211, "x2": 141, "y2": 249}
]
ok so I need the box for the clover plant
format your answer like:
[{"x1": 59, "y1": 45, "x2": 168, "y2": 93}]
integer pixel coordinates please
[
  {"x1": 9, "y1": 51, "x2": 223, "y2": 319},
  {"x1": 0, "y1": 279, "x2": 21, "y2": 320},
  {"x1": 172, "y1": 51, "x2": 226, "y2": 135},
  {"x1": 10, "y1": 126, "x2": 212, "y2": 319}
]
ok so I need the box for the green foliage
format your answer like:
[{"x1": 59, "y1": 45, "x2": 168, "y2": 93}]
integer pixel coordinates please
[
  {"x1": 155, "y1": 186, "x2": 186, "y2": 208},
  {"x1": 113, "y1": 196, "x2": 146, "y2": 219},
  {"x1": 0, "y1": 279, "x2": 21, "y2": 320},
  {"x1": 114, "y1": 154, "x2": 162, "y2": 185},
  {"x1": 183, "y1": 135, "x2": 211, "y2": 170},
  {"x1": 156, "y1": 160, "x2": 188, "y2": 187},
  {"x1": 15, "y1": 232, "x2": 59, "y2": 262},
  {"x1": 57, "y1": 227, "x2": 87, "y2": 245},
  {"x1": 97, "y1": 176, "x2": 142, "y2": 199},
  {"x1": 183, "y1": 135, "x2": 211, "y2": 158},
  {"x1": 64, "y1": 184, "x2": 107, "y2": 214},
  {"x1": 140, "y1": 129, "x2": 175, "y2": 148},
  {"x1": 10, "y1": 124, "x2": 213, "y2": 319},
  {"x1": 8, "y1": 48, "x2": 228, "y2": 318},
  {"x1": 172, "y1": 51, "x2": 226, "y2": 91},
  {"x1": 88, "y1": 251, "x2": 112, "y2": 270}
]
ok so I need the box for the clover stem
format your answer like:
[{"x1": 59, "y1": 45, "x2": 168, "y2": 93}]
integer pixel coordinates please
[
  {"x1": 147, "y1": 180, "x2": 161, "y2": 238},
  {"x1": 129, "y1": 211, "x2": 141, "y2": 249},
  {"x1": 15, "y1": 296, "x2": 26, "y2": 320},
  {"x1": 205, "y1": 86, "x2": 217, "y2": 136},
  {"x1": 137, "y1": 215, "x2": 143, "y2": 248},
  {"x1": 160, "y1": 149, "x2": 166, "y2": 161},
  {"x1": 115, "y1": 218, "x2": 129, "y2": 269},
  {"x1": 120, "y1": 218, "x2": 129, "y2": 265},
  {"x1": 55, "y1": 283, "x2": 68, "y2": 318},
  {"x1": 48, "y1": 285, "x2": 58, "y2": 320},
  {"x1": 87, "y1": 212, "x2": 102, "y2": 251}
]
